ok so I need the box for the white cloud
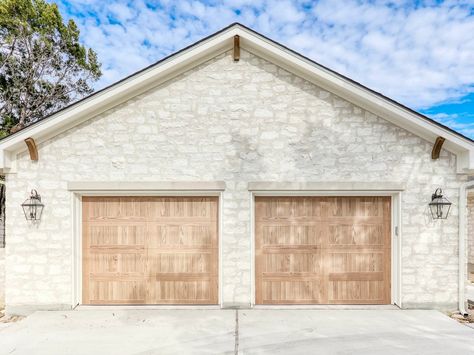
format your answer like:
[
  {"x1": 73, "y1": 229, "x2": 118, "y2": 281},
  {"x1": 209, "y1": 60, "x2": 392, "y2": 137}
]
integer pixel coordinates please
[
  {"x1": 108, "y1": 3, "x2": 136, "y2": 22},
  {"x1": 267, "y1": 1, "x2": 305, "y2": 23},
  {"x1": 56, "y1": 0, "x2": 474, "y2": 112}
]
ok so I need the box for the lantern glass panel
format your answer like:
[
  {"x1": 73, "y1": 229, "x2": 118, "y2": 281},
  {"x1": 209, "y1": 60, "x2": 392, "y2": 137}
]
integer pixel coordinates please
[
  {"x1": 21, "y1": 191, "x2": 44, "y2": 221},
  {"x1": 429, "y1": 193, "x2": 451, "y2": 220}
]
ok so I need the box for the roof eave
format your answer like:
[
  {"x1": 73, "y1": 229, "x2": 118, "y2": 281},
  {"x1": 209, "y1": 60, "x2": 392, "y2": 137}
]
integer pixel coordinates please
[
  {"x1": 1, "y1": 23, "x2": 473, "y2": 173},
  {"x1": 238, "y1": 26, "x2": 474, "y2": 173},
  {"x1": 0, "y1": 25, "x2": 240, "y2": 171}
]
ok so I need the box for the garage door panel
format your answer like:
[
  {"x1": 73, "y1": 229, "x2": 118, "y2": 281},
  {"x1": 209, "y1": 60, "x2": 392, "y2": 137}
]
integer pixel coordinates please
[
  {"x1": 262, "y1": 225, "x2": 323, "y2": 246},
  {"x1": 147, "y1": 197, "x2": 217, "y2": 219},
  {"x1": 262, "y1": 281, "x2": 324, "y2": 304},
  {"x1": 146, "y1": 252, "x2": 213, "y2": 274},
  {"x1": 257, "y1": 197, "x2": 325, "y2": 219},
  {"x1": 116, "y1": 198, "x2": 150, "y2": 219},
  {"x1": 88, "y1": 280, "x2": 146, "y2": 304},
  {"x1": 89, "y1": 251, "x2": 145, "y2": 274},
  {"x1": 86, "y1": 225, "x2": 146, "y2": 247},
  {"x1": 146, "y1": 280, "x2": 213, "y2": 304},
  {"x1": 328, "y1": 224, "x2": 384, "y2": 246},
  {"x1": 83, "y1": 197, "x2": 149, "y2": 221},
  {"x1": 82, "y1": 196, "x2": 218, "y2": 305},
  {"x1": 327, "y1": 197, "x2": 385, "y2": 217},
  {"x1": 262, "y1": 252, "x2": 322, "y2": 273},
  {"x1": 147, "y1": 225, "x2": 214, "y2": 248},
  {"x1": 329, "y1": 252, "x2": 384, "y2": 273},
  {"x1": 256, "y1": 196, "x2": 391, "y2": 305},
  {"x1": 329, "y1": 280, "x2": 386, "y2": 304}
]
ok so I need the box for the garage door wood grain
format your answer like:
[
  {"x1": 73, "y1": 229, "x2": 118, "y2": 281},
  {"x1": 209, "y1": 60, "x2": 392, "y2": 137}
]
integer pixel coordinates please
[
  {"x1": 255, "y1": 196, "x2": 391, "y2": 305},
  {"x1": 82, "y1": 196, "x2": 218, "y2": 305}
]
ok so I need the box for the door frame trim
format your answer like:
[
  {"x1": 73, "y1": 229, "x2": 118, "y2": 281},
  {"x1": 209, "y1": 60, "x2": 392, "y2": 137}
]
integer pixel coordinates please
[
  {"x1": 71, "y1": 190, "x2": 224, "y2": 308},
  {"x1": 249, "y1": 190, "x2": 402, "y2": 307}
]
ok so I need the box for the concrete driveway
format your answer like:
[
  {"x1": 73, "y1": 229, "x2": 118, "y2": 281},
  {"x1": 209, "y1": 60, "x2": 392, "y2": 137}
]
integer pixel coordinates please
[{"x1": 0, "y1": 309, "x2": 473, "y2": 354}]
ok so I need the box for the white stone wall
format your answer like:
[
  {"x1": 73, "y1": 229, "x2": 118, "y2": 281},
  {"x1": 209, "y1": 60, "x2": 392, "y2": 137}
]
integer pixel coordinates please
[
  {"x1": 467, "y1": 193, "x2": 474, "y2": 264},
  {"x1": 5, "y1": 49, "x2": 467, "y2": 312},
  {"x1": 0, "y1": 248, "x2": 4, "y2": 308}
]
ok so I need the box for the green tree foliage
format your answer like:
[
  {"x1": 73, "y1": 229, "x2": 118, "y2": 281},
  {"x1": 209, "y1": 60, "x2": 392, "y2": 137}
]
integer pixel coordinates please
[{"x1": 0, "y1": 0, "x2": 101, "y2": 137}]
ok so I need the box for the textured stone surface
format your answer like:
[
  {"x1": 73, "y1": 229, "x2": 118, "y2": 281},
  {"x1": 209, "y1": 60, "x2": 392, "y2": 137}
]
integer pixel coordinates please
[
  {"x1": 4, "y1": 49, "x2": 467, "y2": 311},
  {"x1": 468, "y1": 193, "x2": 474, "y2": 264},
  {"x1": 0, "y1": 248, "x2": 4, "y2": 308}
]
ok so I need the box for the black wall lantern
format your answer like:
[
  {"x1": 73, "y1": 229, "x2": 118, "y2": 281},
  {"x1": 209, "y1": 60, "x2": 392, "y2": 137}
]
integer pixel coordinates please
[
  {"x1": 21, "y1": 190, "x2": 44, "y2": 221},
  {"x1": 429, "y1": 188, "x2": 452, "y2": 220}
]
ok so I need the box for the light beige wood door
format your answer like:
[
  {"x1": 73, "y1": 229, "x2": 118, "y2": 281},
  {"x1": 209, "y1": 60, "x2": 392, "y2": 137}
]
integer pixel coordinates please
[
  {"x1": 255, "y1": 196, "x2": 391, "y2": 305},
  {"x1": 82, "y1": 196, "x2": 218, "y2": 305}
]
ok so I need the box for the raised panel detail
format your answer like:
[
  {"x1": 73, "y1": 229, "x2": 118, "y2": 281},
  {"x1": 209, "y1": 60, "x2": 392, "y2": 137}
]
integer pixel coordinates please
[
  {"x1": 82, "y1": 196, "x2": 218, "y2": 305},
  {"x1": 255, "y1": 196, "x2": 391, "y2": 305}
]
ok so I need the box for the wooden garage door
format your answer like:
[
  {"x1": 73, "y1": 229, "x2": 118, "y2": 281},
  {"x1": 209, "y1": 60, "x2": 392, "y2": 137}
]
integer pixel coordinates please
[
  {"x1": 82, "y1": 196, "x2": 218, "y2": 305},
  {"x1": 255, "y1": 196, "x2": 391, "y2": 305}
]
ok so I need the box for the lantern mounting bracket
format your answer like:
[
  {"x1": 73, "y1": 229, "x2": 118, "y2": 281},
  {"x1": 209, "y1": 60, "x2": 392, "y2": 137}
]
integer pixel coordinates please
[{"x1": 431, "y1": 187, "x2": 442, "y2": 201}]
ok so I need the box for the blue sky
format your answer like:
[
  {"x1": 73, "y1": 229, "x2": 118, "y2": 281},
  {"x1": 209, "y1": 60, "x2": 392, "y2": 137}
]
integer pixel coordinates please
[{"x1": 55, "y1": 0, "x2": 474, "y2": 138}]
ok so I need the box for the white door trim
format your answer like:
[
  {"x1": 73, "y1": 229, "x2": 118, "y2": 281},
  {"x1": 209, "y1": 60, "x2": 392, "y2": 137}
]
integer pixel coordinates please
[
  {"x1": 249, "y1": 190, "x2": 402, "y2": 307},
  {"x1": 67, "y1": 181, "x2": 226, "y2": 192},
  {"x1": 71, "y1": 190, "x2": 224, "y2": 308}
]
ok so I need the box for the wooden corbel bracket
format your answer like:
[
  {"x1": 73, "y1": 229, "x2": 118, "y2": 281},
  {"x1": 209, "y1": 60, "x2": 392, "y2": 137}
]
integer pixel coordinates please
[
  {"x1": 24, "y1": 137, "x2": 38, "y2": 161},
  {"x1": 233, "y1": 35, "x2": 240, "y2": 62},
  {"x1": 431, "y1": 136, "x2": 445, "y2": 160}
]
